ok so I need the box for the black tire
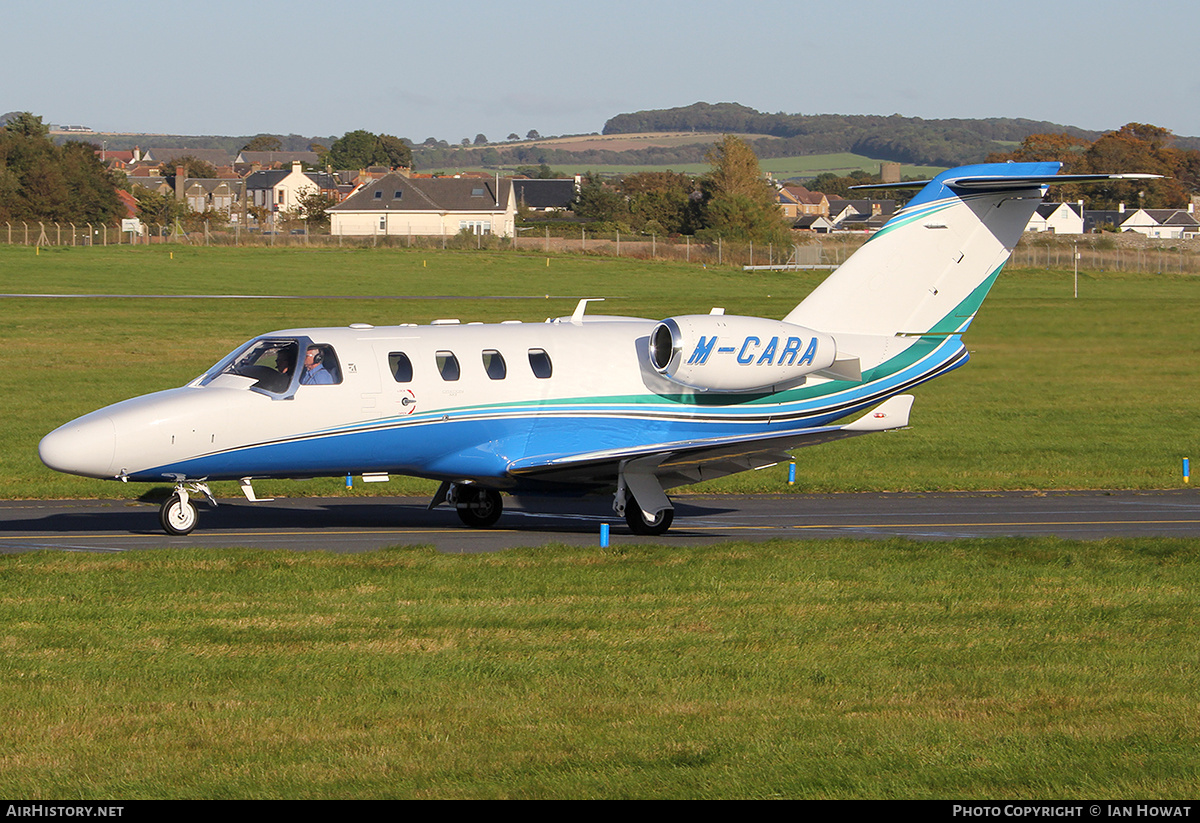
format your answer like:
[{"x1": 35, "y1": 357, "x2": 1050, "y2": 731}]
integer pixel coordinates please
[
  {"x1": 456, "y1": 487, "x2": 503, "y2": 528},
  {"x1": 625, "y1": 499, "x2": 674, "y2": 535},
  {"x1": 160, "y1": 493, "x2": 198, "y2": 536}
]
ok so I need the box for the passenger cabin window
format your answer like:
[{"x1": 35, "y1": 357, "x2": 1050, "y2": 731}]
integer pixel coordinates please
[
  {"x1": 528, "y1": 348, "x2": 552, "y2": 379},
  {"x1": 436, "y1": 351, "x2": 460, "y2": 381},
  {"x1": 300, "y1": 344, "x2": 342, "y2": 385},
  {"x1": 389, "y1": 352, "x2": 413, "y2": 382},
  {"x1": 482, "y1": 350, "x2": 506, "y2": 380}
]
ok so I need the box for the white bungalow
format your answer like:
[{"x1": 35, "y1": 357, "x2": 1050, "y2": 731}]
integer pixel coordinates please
[{"x1": 329, "y1": 173, "x2": 516, "y2": 238}]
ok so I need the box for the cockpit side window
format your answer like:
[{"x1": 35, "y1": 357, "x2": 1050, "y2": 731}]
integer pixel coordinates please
[{"x1": 300, "y1": 344, "x2": 342, "y2": 386}]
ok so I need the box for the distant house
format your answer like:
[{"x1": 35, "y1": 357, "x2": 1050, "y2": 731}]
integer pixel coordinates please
[
  {"x1": 1025, "y1": 202, "x2": 1084, "y2": 234},
  {"x1": 328, "y1": 173, "x2": 516, "y2": 237},
  {"x1": 825, "y1": 198, "x2": 895, "y2": 230},
  {"x1": 792, "y1": 215, "x2": 835, "y2": 233},
  {"x1": 1084, "y1": 204, "x2": 1200, "y2": 238},
  {"x1": 244, "y1": 161, "x2": 341, "y2": 217},
  {"x1": 182, "y1": 179, "x2": 243, "y2": 215},
  {"x1": 512, "y1": 177, "x2": 579, "y2": 211},
  {"x1": 778, "y1": 186, "x2": 829, "y2": 219}
]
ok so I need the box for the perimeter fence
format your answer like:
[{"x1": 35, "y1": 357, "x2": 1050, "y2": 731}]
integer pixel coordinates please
[{"x1": 5, "y1": 219, "x2": 1200, "y2": 275}]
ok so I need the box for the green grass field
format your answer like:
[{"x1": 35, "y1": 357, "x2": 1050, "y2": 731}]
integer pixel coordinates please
[
  {"x1": 3, "y1": 244, "x2": 1198, "y2": 500},
  {"x1": 4, "y1": 245, "x2": 1200, "y2": 799},
  {"x1": 3, "y1": 538, "x2": 1198, "y2": 799}
]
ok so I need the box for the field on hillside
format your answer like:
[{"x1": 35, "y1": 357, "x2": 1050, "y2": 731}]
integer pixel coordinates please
[
  {"x1": 3, "y1": 245, "x2": 1198, "y2": 501},
  {"x1": 423, "y1": 147, "x2": 945, "y2": 180}
]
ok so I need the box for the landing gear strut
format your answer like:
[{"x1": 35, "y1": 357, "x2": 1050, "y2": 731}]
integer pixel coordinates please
[{"x1": 158, "y1": 482, "x2": 216, "y2": 536}]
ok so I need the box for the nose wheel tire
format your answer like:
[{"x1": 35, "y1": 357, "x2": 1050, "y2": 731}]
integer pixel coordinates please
[
  {"x1": 456, "y1": 487, "x2": 503, "y2": 528},
  {"x1": 624, "y1": 500, "x2": 674, "y2": 535},
  {"x1": 160, "y1": 493, "x2": 199, "y2": 536}
]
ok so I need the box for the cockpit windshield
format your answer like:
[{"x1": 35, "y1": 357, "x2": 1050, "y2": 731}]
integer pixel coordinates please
[{"x1": 201, "y1": 337, "x2": 306, "y2": 396}]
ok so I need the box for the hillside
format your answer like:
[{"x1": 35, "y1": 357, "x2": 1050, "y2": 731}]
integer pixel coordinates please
[
  {"x1": 602, "y1": 102, "x2": 1105, "y2": 167},
  {"x1": 30, "y1": 102, "x2": 1200, "y2": 177}
]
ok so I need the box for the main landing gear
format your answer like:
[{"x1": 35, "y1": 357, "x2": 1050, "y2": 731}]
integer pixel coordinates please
[
  {"x1": 430, "y1": 482, "x2": 504, "y2": 528},
  {"x1": 456, "y1": 486, "x2": 503, "y2": 528},
  {"x1": 158, "y1": 482, "x2": 216, "y2": 536},
  {"x1": 614, "y1": 465, "x2": 675, "y2": 536},
  {"x1": 623, "y1": 500, "x2": 674, "y2": 536}
]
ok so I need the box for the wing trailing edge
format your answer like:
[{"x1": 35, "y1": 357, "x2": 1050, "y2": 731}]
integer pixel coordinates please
[{"x1": 506, "y1": 395, "x2": 913, "y2": 489}]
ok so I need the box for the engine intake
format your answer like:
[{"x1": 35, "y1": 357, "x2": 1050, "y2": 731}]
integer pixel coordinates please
[{"x1": 650, "y1": 315, "x2": 837, "y2": 392}]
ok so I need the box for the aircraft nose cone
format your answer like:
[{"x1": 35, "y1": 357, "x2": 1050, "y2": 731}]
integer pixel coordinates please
[{"x1": 39, "y1": 415, "x2": 117, "y2": 478}]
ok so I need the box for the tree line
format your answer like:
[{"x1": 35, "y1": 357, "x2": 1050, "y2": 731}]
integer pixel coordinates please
[
  {"x1": 985, "y1": 123, "x2": 1200, "y2": 209},
  {"x1": 569, "y1": 135, "x2": 789, "y2": 244},
  {"x1": 600, "y1": 102, "x2": 1126, "y2": 168},
  {"x1": 0, "y1": 113, "x2": 123, "y2": 225}
]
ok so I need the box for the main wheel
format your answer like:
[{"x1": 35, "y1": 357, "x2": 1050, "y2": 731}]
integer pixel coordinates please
[
  {"x1": 160, "y1": 493, "x2": 198, "y2": 536},
  {"x1": 456, "y1": 487, "x2": 503, "y2": 528},
  {"x1": 624, "y1": 499, "x2": 674, "y2": 535}
]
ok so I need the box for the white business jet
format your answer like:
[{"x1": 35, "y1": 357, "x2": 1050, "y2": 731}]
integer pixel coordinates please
[{"x1": 39, "y1": 162, "x2": 1153, "y2": 536}]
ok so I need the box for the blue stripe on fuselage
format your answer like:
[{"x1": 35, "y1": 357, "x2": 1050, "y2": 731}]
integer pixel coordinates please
[{"x1": 134, "y1": 335, "x2": 967, "y2": 484}]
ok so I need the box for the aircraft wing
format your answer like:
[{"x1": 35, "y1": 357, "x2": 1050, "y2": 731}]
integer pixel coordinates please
[{"x1": 506, "y1": 395, "x2": 913, "y2": 490}]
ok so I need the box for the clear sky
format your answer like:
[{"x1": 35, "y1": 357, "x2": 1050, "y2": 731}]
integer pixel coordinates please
[{"x1": 7, "y1": 0, "x2": 1199, "y2": 142}]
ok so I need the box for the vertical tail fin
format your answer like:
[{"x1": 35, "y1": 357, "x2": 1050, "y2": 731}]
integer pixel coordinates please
[{"x1": 785, "y1": 162, "x2": 1064, "y2": 337}]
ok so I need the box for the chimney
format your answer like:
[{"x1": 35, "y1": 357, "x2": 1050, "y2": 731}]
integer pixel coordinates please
[
  {"x1": 292, "y1": 161, "x2": 302, "y2": 174},
  {"x1": 1118, "y1": 203, "x2": 1125, "y2": 214}
]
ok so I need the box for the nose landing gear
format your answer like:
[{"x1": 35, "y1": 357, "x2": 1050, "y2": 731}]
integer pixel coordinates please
[{"x1": 159, "y1": 482, "x2": 216, "y2": 536}]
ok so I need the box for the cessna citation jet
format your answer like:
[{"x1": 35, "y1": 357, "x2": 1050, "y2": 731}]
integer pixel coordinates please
[{"x1": 40, "y1": 162, "x2": 1153, "y2": 536}]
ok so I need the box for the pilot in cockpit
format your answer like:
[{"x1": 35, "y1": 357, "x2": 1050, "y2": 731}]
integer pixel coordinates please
[{"x1": 301, "y1": 346, "x2": 335, "y2": 385}]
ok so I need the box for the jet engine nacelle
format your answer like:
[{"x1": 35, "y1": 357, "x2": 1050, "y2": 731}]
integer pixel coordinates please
[{"x1": 649, "y1": 315, "x2": 837, "y2": 392}]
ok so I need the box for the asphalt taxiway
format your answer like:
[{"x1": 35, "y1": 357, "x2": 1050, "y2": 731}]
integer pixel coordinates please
[{"x1": 1, "y1": 489, "x2": 1199, "y2": 554}]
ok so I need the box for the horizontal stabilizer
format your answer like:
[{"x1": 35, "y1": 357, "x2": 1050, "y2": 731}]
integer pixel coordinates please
[{"x1": 853, "y1": 172, "x2": 1161, "y2": 192}]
